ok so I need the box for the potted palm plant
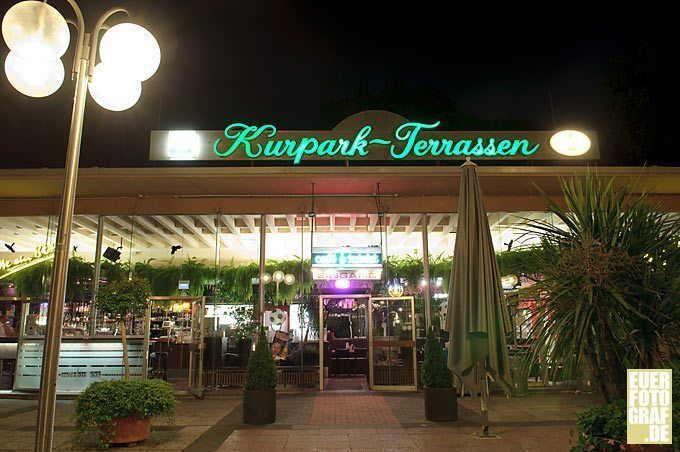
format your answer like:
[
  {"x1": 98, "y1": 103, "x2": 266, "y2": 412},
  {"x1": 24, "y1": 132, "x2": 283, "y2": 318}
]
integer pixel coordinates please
[
  {"x1": 243, "y1": 325, "x2": 277, "y2": 424},
  {"x1": 423, "y1": 329, "x2": 457, "y2": 422},
  {"x1": 74, "y1": 276, "x2": 176, "y2": 446}
]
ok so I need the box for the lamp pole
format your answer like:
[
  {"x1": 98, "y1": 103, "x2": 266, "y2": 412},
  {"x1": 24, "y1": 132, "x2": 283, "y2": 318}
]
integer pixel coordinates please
[
  {"x1": 3, "y1": 1, "x2": 160, "y2": 448},
  {"x1": 32, "y1": 4, "x2": 129, "y2": 451}
]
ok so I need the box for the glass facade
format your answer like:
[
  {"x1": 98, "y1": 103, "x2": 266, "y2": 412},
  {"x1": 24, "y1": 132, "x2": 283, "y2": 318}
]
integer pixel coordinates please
[{"x1": 0, "y1": 209, "x2": 641, "y2": 392}]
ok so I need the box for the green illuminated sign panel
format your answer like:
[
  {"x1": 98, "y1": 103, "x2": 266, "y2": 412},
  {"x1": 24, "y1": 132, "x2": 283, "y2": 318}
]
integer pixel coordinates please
[
  {"x1": 149, "y1": 110, "x2": 598, "y2": 163},
  {"x1": 213, "y1": 121, "x2": 540, "y2": 165}
]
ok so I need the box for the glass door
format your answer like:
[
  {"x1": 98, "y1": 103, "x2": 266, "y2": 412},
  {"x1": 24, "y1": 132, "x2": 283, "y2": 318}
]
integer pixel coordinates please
[
  {"x1": 368, "y1": 296, "x2": 417, "y2": 391},
  {"x1": 318, "y1": 294, "x2": 370, "y2": 390}
]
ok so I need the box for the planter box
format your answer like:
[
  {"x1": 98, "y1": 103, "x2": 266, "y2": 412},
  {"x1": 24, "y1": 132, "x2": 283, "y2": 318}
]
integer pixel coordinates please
[
  {"x1": 243, "y1": 388, "x2": 276, "y2": 424},
  {"x1": 109, "y1": 416, "x2": 150, "y2": 445},
  {"x1": 424, "y1": 387, "x2": 458, "y2": 422}
]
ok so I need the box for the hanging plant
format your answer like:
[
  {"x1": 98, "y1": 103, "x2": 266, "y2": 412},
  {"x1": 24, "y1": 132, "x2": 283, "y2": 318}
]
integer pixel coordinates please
[{"x1": 66, "y1": 257, "x2": 94, "y2": 300}]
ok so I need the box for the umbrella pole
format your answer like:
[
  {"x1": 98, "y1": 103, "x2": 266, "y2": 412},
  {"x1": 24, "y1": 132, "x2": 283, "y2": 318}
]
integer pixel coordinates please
[{"x1": 479, "y1": 360, "x2": 493, "y2": 437}]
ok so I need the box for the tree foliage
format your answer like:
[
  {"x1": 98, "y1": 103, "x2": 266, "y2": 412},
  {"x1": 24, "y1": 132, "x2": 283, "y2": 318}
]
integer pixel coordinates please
[
  {"x1": 97, "y1": 277, "x2": 151, "y2": 319},
  {"x1": 523, "y1": 171, "x2": 680, "y2": 401},
  {"x1": 422, "y1": 329, "x2": 453, "y2": 389},
  {"x1": 245, "y1": 325, "x2": 277, "y2": 390}
]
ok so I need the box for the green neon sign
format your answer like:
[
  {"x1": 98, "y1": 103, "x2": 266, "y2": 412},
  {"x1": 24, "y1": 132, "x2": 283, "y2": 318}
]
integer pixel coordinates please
[{"x1": 213, "y1": 121, "x2": 539, "y2": 165}]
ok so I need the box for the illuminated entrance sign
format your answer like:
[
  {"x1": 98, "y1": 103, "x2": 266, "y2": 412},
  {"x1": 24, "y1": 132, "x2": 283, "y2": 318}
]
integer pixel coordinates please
[
  {"x1": 149, "y1": 111, "x2": 599, "y2": 163},
  {"x1": 311, "y1": 247, "x2": 383, "y2": 268},
  {"x1": 312, "y1": 268, "x2": 382, "y2": 281}
]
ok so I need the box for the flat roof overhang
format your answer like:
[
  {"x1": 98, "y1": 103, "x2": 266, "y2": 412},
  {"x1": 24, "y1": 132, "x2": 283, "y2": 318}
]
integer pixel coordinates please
[{"x1": 0, "y1": 166, "x2": 679, "y2": 215}]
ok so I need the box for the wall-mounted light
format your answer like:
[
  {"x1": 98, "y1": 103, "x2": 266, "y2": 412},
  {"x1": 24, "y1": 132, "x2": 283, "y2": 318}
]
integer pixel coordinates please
[
  {"x1": 4, "y1": 243, "x2": 16, "y2": 253},
  {"x1": 550, "y1": 130, "x2": 591, "y2": 156},
  {"x1": 170, "y1": 245, "x2": 182, "y2": 255},
  {"x1": 167, "y1": 130, "x2": 199, "y2": 160}
]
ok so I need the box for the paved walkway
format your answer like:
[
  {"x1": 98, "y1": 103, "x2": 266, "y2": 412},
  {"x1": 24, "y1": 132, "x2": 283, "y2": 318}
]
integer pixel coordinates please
[{"x1": 0, "y1": 391, "x2": 601, "y2": 451}]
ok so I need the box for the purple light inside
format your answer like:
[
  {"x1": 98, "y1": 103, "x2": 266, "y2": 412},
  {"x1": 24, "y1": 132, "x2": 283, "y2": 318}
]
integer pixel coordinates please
[{"x1": 334, "y1": 279, "x2": 351, "y2": 289}]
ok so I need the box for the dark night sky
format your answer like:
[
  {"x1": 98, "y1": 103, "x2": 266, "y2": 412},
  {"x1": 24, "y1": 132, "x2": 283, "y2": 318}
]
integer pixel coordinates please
[{"x1": 0, "y1": 1, "x2": 675, "y2": 168}]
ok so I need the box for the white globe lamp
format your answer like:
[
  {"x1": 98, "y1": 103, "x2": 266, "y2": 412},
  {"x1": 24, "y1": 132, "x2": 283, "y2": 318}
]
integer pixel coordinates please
[
  {"x1": 2, "y1": 1, "x2": 70, "y2": 62},
  {"x1": 4, "y1": 51, "x2": 64, "y2": 97},
  {"x1": 99, "y1": 23, "x2": 160, "y2": 81},
  {"x1": 88, "y1": 62, "x2": 141, "y2": 111},
  {"x1": 283, "y1": 273, "x2": 295, "y2": 286},
  {"x1": 272, "y1": 270, "x2": 285, "y2": 284}
]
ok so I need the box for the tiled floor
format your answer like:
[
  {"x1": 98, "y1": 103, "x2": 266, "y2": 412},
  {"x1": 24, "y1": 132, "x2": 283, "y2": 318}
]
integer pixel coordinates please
[
  {"x1": 310, "y1": 394, "x2": 399, "y2": 425},
  {"x1": 219, "y1": 391, "x2": 603, "y2": 451},
  {"x1": 0, "y1": 390, "x2": 603, "y2": 451},
  {"x1": 218, "y1": 425, "x2": 579, "y2": 451}
]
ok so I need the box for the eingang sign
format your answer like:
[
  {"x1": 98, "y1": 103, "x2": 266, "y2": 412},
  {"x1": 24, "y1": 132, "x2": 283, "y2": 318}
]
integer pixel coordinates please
[{"x1": 149, "y1": 110, "x2": 599, "y2": 164}]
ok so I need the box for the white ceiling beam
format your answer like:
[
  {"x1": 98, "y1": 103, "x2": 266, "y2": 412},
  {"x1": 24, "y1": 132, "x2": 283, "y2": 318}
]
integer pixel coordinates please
[
  {"x1": 198, "y1": 215, "x2": 236, "y2": 249},
  {"x1": 368, "y1": 215, "x2": 377, "y2": 232},
  {"x1": 175, "y1": 215, "x2": 215, "y2": 248},
  {"x1": 444, "y1": 214, "x2": 457, "y2": 234},
  {"x1": 221, "y1": 215, "x2": 241, "y2": 236},
  {"x1": 488, "y1": 213, "x2": 511, "y2": 230},
  {"x1": 73, "y1": 217, "x2": 132, "y2": 248},
  {"x1": 349, "y1": 215, "x2": 357, "y2": 232},
  {"x1": 285, "y1": 215, "x2": 297, "y2": 232},
  {"x1": 405, "y1": 215, "x2": 420, "y2": 234},
  {"x1": 0, "y1": 222, "x2": 41, "y2": 251},
  {"x1": 152, "y1": 216, "x2": 200, "y2": 248},
  {"x1": 104, "y1": 218, "x2": 154, "y2": 249},
  {"x1": 107, "y1": 216, "x2": 164, "y2": 249},
  {"x1": 15, "y1": 217, "x2": 106, "y2": 251},
  {"x1": 242, "y1": 215, "x2": 258, "y2": 235},
  {"x1": 135, "y1": 216, "x2": 175, "y2": 247},
  {"x1": 388, "y1": 214, "x2": 401, "y2": 234},
  {"x1": 427, "y1": 214, "x2": 446, "y2": 233},
  {"x1": 266, "y1": 215, "x2": 277, "y2": 234}
]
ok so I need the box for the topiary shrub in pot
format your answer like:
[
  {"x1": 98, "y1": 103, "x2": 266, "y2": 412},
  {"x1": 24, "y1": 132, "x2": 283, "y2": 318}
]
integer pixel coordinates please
[
  {"x1": 243, "y1": 325, "x2": 277, "y2": 424},
  {"x1": 97, "y1": 277, "x2": 151, "y2": 380},
  {"x1": 84, "y1": 276, "x2": 173, "y2": 446},
  {"x1": 423, "y1": 328, "x2": 457, "y2": 422},
  {"x1": 75, "y1": 379, "x2": 176, "y2": 448}
]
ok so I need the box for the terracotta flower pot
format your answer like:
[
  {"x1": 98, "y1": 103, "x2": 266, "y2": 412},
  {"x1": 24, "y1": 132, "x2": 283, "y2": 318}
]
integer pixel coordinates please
[{"x1": 108, "y1": 416, "x2": 151, "y2": 445}]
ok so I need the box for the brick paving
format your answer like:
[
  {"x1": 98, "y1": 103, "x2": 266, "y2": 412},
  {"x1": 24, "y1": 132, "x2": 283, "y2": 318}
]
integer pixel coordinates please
[
  {"x1": 310, "y1": 394, "x2": 399, "y2": 425},
  {"x1": 0, "y1": 390, "x2": 603, "y2": 451}
]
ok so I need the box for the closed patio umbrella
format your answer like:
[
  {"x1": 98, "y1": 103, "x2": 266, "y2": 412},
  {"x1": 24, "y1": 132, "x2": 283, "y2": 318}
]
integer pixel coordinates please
[{"x1": 446, "y1": 160, "x2": 513, "y2": 435}]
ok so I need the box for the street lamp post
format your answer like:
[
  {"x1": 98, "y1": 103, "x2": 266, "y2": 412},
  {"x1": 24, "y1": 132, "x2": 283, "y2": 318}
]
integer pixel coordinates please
[{"x1": 2, "y1": 2, "x2": 161, "y2": 450}]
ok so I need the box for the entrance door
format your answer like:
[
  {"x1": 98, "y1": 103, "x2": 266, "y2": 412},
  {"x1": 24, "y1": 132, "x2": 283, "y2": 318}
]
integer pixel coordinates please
[
  {"x1": 368, "y1": 296, "x2": 418, "y2": 391},
  {"x1": 318, "y1": 294, "x2": 370, "y2": 390}
]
